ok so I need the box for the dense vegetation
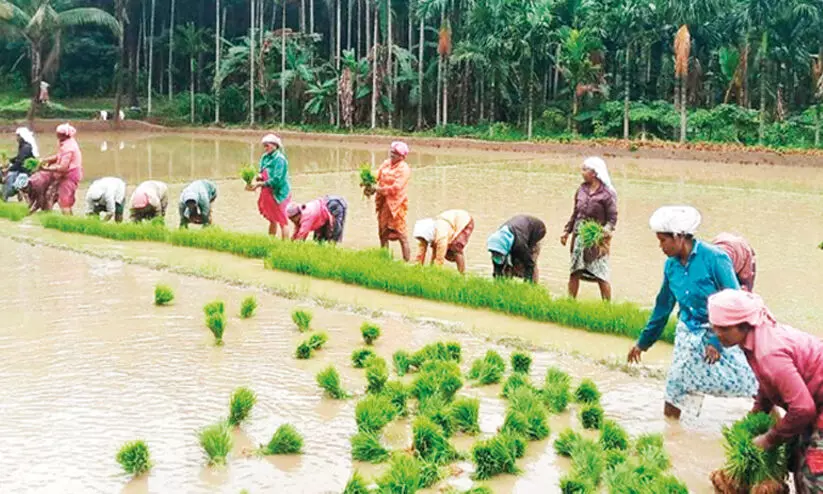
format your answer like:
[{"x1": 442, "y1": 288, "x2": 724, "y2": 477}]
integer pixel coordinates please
[{"x1": 2, "y1": 0, "x2": 823, "y2": 148}]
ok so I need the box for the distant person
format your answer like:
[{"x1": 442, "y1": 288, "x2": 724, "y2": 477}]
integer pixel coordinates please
[
  {"x1": 627, "y1": 206, "x2": 756, "y2": 419},
  {"x1": 712, "y1": 232, "x2": 756, "y2": 292},
  {"x1": 248, "y1": 134, "x2": 291, "y2": 239},
  {"x1": 85, "y1": 177, "x2": 127, "y2": 222},
  {"x1": 287, "y1": 195, "x2": 348, "y2": 243},
  {"x1": 413, "y1": 209, "x2": 474, "y2": 273},
  {"x1": 179, "y1": 179, "x2": 217, "y2": 228},
  {"x1": 486, "y1": 214, "x2": 546, "y2": 283},
  {"x1": 3, "y1": 127, "x2": 39, "y2": 202},
  {"x1": 40, "y1": 123, "x2": 83, "y2": 215},
  {"x1": 375, "y1": 141, "x2": 411, "y2": 261},
  {"x1": 38, "y1": 81, "x2": 50, "y2": 104},
  {"x1": 708, "y1": 289, "x2": 823, "y2": 493},
  {"x1": 561, "y1": 156, "x2": 618, "y2": 301},
  {"x1": 129, "y1": 180, "x2": 168, "y2": 222}
]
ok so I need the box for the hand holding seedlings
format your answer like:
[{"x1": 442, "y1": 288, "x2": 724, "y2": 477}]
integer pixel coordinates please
[{"x1": 752, "y1": 434, "x2": 769, "y2": 450}]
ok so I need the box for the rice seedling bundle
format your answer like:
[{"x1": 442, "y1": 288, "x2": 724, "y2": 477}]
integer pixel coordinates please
[
  {"x1": 377, "y1": 453, "x2": 423, "y2": 494},
  {"x1": 382, "y1": 380, "x2": 409, "y2": 416},
  {"x1": 460, "y1": 488, "x2": 493, "y2": 494},
  {"x1": 412, "y1": 360, "x2": 463, "y2": 403},
  {"x1": 307, "y1": 331, "x2": 329, "y2": 350},
  {"x1": 203, "y1": 300, "x2": 225, "y2": 317},
  {"x1": 206, "y1": 312, "x2": 226, "y2": 345},
  {"x1": 543, "y1": 381, "x2": 570, "y2": 413},
  {"x1": 412, "y1": 416, "x2": 459, "y2": 464},
  {"x1": 574, "y1": 379, "x2": 601, "y2": 404},
  {"x1": 355, "y1": 394, "x2": 397, "y2": 432},
  {"x1": 502, "y1": 387, "x2": 550, "y2": 441},
  {"x1": 449, "y1": 397, "x2": 480, "y2": 435},
  {"x1": 316, "y1": 365, "x2": 350, "y2": 399},
  {"x1": 295, "y1": 341, "x2": 313, "y2": 359},
  {"x1": 351, "y1": 348, "x2": 376, "y2": 368},
  {"x1": 365, "y1": 356, "x2": 389, "y2": 394},
  {"x1": 239, "y1": 164, "x2": 257, "y2": 186},
  {"x1": 239, "y1": 296, "x2": 257, "y2": 318},
  {"x1": 291, "y1": 309, "x2": 313, "y2": 332},
  {"x1": 468, "y1": 350, "x2": 506, "y2": 385},
  {"x1": 501, "y1": 373, "x2": 533, "y2": 399},
  {"x1": 350, "y1": 431, "x2": 390, "y2": 463},
  {"x1": 600, "y1": 419, "x2": 629, "y2": 451},
  {"x1": 559, "y1": 475, "x2": 595, "y2": 494},
  {"x1": 471, "y1": 433, "x2": 523, "y2": 480},
  {"x1": 392, "y1": 350, "x2": 412, "y2": 376},
  {"x1": 0, "y1": 202, "x2": 28, "y2": 221},
  {"x1": 343, "y1": 471, "x2": 371, "y2": 494},
  {"x1": 361, "y1": 322, "x2": 381, "y2": 345},
  {"x1": 578, "y1": 220, "x2": 605, "y2": 249},
  {"x1": 228, "y1": 387, "x2": 257, "y2": 426},
  {"x1": 648, "y1": 474, "x2": 689, "y2": 493},
  {"x1": 634, "y1": 432, "x2": 665, "y2": 455},
  {"x1": 417, "y1": 458, "x2": 444, "y2": 489},
  {"x1": 359, "y1": 164, "x2": 377, "y2": 198},
  {"x1": 23, "y1": 157, "x2": 39, "y2": 173},
  {"x1": 115, "y1": 440, "x2": 152, "y2": 476},
  {"x1": 154, "y1": 284, "x2": 174, "y2": 305},
  {"x1": 265, "y1": 424, "x2": 303, "y2": 455},
  {"x1": 554, "y1": 428, "x2": 582, "y2": 457},
  {"x1": 571, "y1": 438, "x2": 605, "y2": 486},
  {"x1": 408, "y1": 341, "x2": 462, "y2": 371},
  {"x1": 419, "y1": 396, "x2": 457, "y2": 437},
  {"x1": 511, "y1": 351, "x2": 532, "y2": 374},
  {"x1": 198, "y1": 422, "x2": 233, "y2": 465},
  {"x1": 604, "y1": 449, "x2": 628, "y2": 470},
  {"x1": 580, "y1": 404, "x2": 604, "y2": 430}
]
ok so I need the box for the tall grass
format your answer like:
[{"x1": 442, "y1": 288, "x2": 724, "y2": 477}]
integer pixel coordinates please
[
  {"x1": 361, "y1": 322, "x2": 381, "y2": 345},
  {"x1": 116, "y1": 440, "x2": 152, "y2": 476},
  {"x1": 291, "y1": 309, "x2": 313, "y2": 332},
  {"x1": 316, "y1": 365, "x2": 350, "y2": 399},
  {"x1": 154, "y1": 284, "x2": 174, "y2": 305},
  {"x1": 0, "y1": 202, "x2": 29, "y2": 221},
  {"x1": 264, "y1": 424, "x2": 303, "y2": 455},
  {"x1": 239, "y1": 296, "x2": 257, "y2": 318},
  {"x1": 37, "y1": 215, "x2": 675, "y2": 343},
  {"x1": 198, "y1": 422, "x2": 233, "y2": 465},
  {"x1": 228, "y1": 387, "x2": 257, "y2": 426}
]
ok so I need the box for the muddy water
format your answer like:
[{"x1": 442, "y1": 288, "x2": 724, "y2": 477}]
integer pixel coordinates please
[
  {"x1": 46, "y1": 131, "x2": 823, "y2": 333},
  {"x1": 0, "y1": 237, "x2": 750, "y2": 493}
]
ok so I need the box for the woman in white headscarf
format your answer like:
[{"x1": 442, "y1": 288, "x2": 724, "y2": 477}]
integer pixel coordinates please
[
  {"x1": 626, "y1": 205, "x2": 757, "y2": 419},
  {"x1": 561, "y1": 157, "x2": 618, "y2": 301},
  {"x1": 413, "y1": 209, "x2": 474, "y2": 273},
  {"x1": 3, "y1": 128, "x2": 39, "y2": 202}
]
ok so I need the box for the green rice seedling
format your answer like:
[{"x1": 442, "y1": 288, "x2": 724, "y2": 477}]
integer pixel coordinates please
[
  {"x1": 206, "y1": 312, "x2": 226, "y2": 345},
  {"x1": 0, "y1": 202, "x2": 29, "y2": 221},
  {"x1": 359, "y1": 164, "x2": 377, "y2": 195},
  {"x1": 291, "y1": 309, "x2": 312, "y2": 332},
  {"x1": 445, "y1": 341, "x2": 462, "y2": 362},
  {"x1": 543, "y1": 381, "x2": 571, "y2": 413},
  {"x1": 411, "y1": 360, "x2": 463, "y2": 402},
  {"x1": 600, "y1": 419, "x2": 629, "y2": 451},
  {"x1": 377, "y1": 453, "x2": 421, "y2": 494},
  {"x1": 554, "y1": 428, "x2": 582, "y2": 457},
  {"x1": 545, "y1": 366, "x2": 572, "y2": 387},
  {"x1": 502, "y1": 387, "x2": 550, "y2": 441},
  {"x1": 419, "y1": 396, "x2": 457, "y2": 437},
  {"x1": 578, "y1": 220, "x2": 605, "y2": 249},
  {"x1": 648, "y1": 474, "x2": 689, "y2": 493},
  {"x1": 239, "y1": 164, "x2": 257, "y2": 186},
  {"x1": 382, "y1": 380, "x2": 409, "y2": 416},
  {"x1": 154, "y1": 284, "x2": 174, "y2": 305},
  {"x1": 468, "y1": 350, "x2": 506, "y2": 385},
  {"x1": 115, "y1": 440, "x2": 152, "y2": 476},
  {"x1": 634, "y1": 432, "x2": 665, "y2": 455},
  {"x1": 316, "y1": 365, "x2": 350, "y2": 399},
  {"x1": 343, "y1": 470, "x2": 371, "y2": 494},
  {"x1": 718, "y1": 412, "x2": 789, "y2": 489},
  {"x1": 307, "y1": 331, "x2": 329, "y2": 350},
  {"x1": 355, "y1": 394, "x2": 396, "y2": 432},
  {"x1": 449, "y1": 396, "x2": 480, "y2": 435},
  {"x1": 351, "y1": 348, "x2": 376, "y2": 368},
  {"x1": 264, "y1": 424, "x2": 303, "y2": 454},
  {"x1": 365, "y1": 356, "x2": 389, "y2": 394},
  {"x1": 604, "y1": 449, "x2": 628, "y2": 470},
  {"x1": 228, "y1": 387, "x2": 256, "y2": 426},
  {"x1": 392, "y1": 350, "x2": 412, "y2": 376},
  {"x1": 198, "y1": 422, "x2": 233, "y2": 466},
  {"x1": 417, "y1": 458, "x2": 444, "y2": 489},
  {"x1": 23, "y1": 157, "x2": 39, "y2": 173},
  {"x1": 637, "y1": 444, "x2": 671, "y2": 473},
  {"x1": 580, "y1": 404, "x2": 604, "y2": 430},
  {"x1": 203, "y1": 300, "x2": 225, "y2": 317},
  {"x1": 574, "y1": 379, "x2": 601, "y2": 404},
  {"x1": 409, "y1": 341, "x2": 462, "y2": 371},
  {"x1": 295, "y1": 341, "x2": 313, "y2": 359},
  {"x1": 501, "y1": 372, "x2": 532, "y2": 399},
  {"x1": 360, "y1": 322, "x2": 381, "y2": 345},
  {"x1": 500, "y1": 431, "x2": 527, "y2": 459},
  {"x1": 471, "y1": 433, "x2": 521, "y2": 480},
  {"x1": 559, "y1": 475, "x2": 595, "y2": 494},
  {"x1": 571, "y1": 438, "x2": 605, "y2": 486},
  {"x1": 412, "y1": 416, "x2": 459, "y2": 464},
  {"x1": 239, "y1": 296, "x2": 257, "y2": 318},
  {"x1": 149, "y1": 216, "x2": 165, "y2": 227},
  {"x1": 350, "y1": 431, "x2": 390, "y2": 463},
  {"x1": 511, "y1": 351, "x2": 532, "y2": 374}
]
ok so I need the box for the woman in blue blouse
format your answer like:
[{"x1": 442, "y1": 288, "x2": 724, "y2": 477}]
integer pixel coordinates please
[{"x1": 627, "y1": 206, "x2": 756, "y2": 419}]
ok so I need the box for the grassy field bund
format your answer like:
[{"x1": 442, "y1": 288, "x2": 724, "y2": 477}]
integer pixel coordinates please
[{"x1": 4, "y1": 208, "x2": 676, "y2": 343}]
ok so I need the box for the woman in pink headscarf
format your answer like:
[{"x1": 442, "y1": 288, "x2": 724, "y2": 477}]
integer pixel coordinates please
[
  {"x1": 40, "y1": 123, "x2": 83, "y2": 215},
  {"x1": 374, "y1": 141, "x2": 411, "y2": 261},
  {"x1": 708, "y1": 289, "x2": 823, "y2": 493},
  {"x1": 712, "y1": 233, "x2": 756, "y2": 291}
]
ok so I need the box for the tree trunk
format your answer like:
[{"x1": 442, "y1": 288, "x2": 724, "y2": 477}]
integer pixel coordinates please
[
  {"x1": 310, "y1": 0, "x2": 315, "y2": 33},
  {"x1": 168, "y1": 0, "x2": 175, "y2": 102},
  {"x1": 249, "y1": 0, "x2": 255, "y2": 125},
  {"x1": 336, "y1": 0, "x2": 341, "y2": 126},
  {"x1": 416, "y1": 17, "x2": 424, "y2": 129},
  {"x1": 114, "y1": 0, "x2": 126, "y2": 126},
  {"x1": 147, "y1": 0, "x2": 156, "y2": 114},
  {"x1": 27, "y1": 46, "x2": 41, "y2": 122},
  {"x1": 527, "y1": 55, "x2": 534, "y2": 139},
  {"x1": 552, "y1": 44, "x2": 560, "y2": 99},
  {"x1": 442, "y1": 56, "x2": 448, "y2": 125},
  {"x1": 479, "y1": 79, "x2": 484, "y2": 122},
  {"x1": 623, "y1": 44, "x2": 630, "y2": 140},
  {"x1": 386, "y1": 0, "x2": 392, "y2": 127},
  {"x1": 356, "y1": 0, "x2": 361, "y2": 59},
  {"x1": 301, "y1": 0, "x2": 306, "y2": 31},
  {"x1": 365, "y1": 0, "x2": 371, "y2": 59},
  {"x1": 758, "y1": 60, "x2": 766, "y2": 145},
  {"x1": 281, "y1": 0, "x2": 286, "y2": 125},
  {"x1": 436, "y1": 53, "x2": 442, "y2": 124},
  {"x1": 371, "y1": 3, "x2": 378, "y2": 128},
  {"x1": 679, "y1": 77, "x2": 687, "y2": 143},
  {"x1": 190, "y1": 57, "x2": 195, "y2": 122},
  {"x1": 214, "y1": 0, "x2": 221, "y2": 123}
]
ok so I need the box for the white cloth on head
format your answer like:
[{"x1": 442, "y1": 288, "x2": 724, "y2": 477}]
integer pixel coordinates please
[
  {"x1": 582, "y1": 156, "x2": 615, "y2": 194},
  {"x1": 261, "y1": 134, "x2": 282, "y2": 147},
  {"x1": 85, "y1": 177, "x2": 126, "y2": 215},
  {"x1": 413, "y1": 218, "x2": 435, "y2": 242},
  {"x1": 649, "y1": 205, "x2": 702, "y2": 235},
  {"x1": 15, "y1": 127, "x2": 39, "y2": 157}
]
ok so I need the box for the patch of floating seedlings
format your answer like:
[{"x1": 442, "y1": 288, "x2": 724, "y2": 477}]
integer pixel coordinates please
[
  {"x1": 316, "y1": 365, "x2": 350, "y2": 399},
  {"x1": 574, "y1": 378, "x2": 601, "y2": 404},
  {"x1": 198, "y1": 422, "x2": 233, "y2": 466},
  {"x1": 412, "y1": 360, "x2": 463, "y2": 403},
  {"x1": 291, "y1": 309, "x2": 313, "y2": 332},
  {"x1": 360, "y1": 322, "x2": 381, "y2": 345},
  {"x1": 377, "y1": 453, "x2": 423, "y2": 494},
  {"x1": 502, "y1": 387, "x2": 550, "y2": 441},
  {"x1": 239, "y1": 296, "x2": 257, "y2": 318},
  {"x1": 350, "y1": 431, "x2": 390, "y2": 463},
  {"x1": 382, "y1": 380, "x2": 409, "y2": 416},
  {"x1": 501, "y1": 372, "x2": 533, "y2": 399},
  {"x1": 449, "y1": 396, "x2": 480, "y2": 435},
  {"x1": 351, "y1": 348, "x2": 376, "y2": 368},
  {"x1": 263, "y1": 424, "x2": 303, "y2": 455},
  {"x1": 412, "y1": 416, "x2": 459, "y2": 464},
  {"x1": 115, "y1": 440, "x2": 152, "y2": 477},
  {"x1": 510, "y1": 351, "x2": 532, "y2": 374},
  {"x1": 392, "y1": 350, "x2": 412, "y2": 376},
  {"x1": 205, "y1": 312, "x2": 226, "y2": 345},
  {"x1": 153, "y1": 284, "x2": 174, "y2": 306},
  {"x1": 228, "y1": 387, "x2": 256, "y2": 426},
  {"x1": 471, "y1": 432, "x2": 524, "y2": 480}
]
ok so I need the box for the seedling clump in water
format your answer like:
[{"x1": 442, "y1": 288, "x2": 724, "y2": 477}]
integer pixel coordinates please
[
  {"x1": 206, "y1": 312, "x2": 226, "y2": 345},
  {"x1": 412, "y1": 416, "x2": 459, "y2": 464},
  {"x1": 511, "y1": 351, "x2": 532, "y2": 374},
  {"x1": 239, "y1": 296, "x2": 257, "y2": 318},
  {"x1": 600, "y1": 419, "x2": 629, "y2": 451},
  {"x1": 377, "y1": 453, "x2": 422, "y2": 494},
  {"x1": 355, "y1": 394, "x2": 396, "y2": 432},
  {"x1": 471, "y1": 432, "x2": 523, "y2": 479},
  {"x1": 580, "y1": 404, "x2": 604, "y2": 430},
  {"x1": 291, "y1": 309, "x2": 313, "y2": 332},
  {"x1": 343, "y1": 471, "x2": 371, "y2": 494},
  {"x1": 361, "y1": 322, "x2": 381, "y2": 345},
  {"x1": 351, "y1": 348, "x2": 376, "y2": 368},
  {"x1": 543, "y1": 366, "x2": 572, "y2": 413},
  {"x1": 264, "y1": 424, "x2": 303, "y2": 454},
  {"x1": 350, "y1": 431, "x2": 390, "y2": 463},
  {"x1": 295, "y1": 341, "x2": 313, "y2": 359},
  {"x1": 116, "y1": 440, "x2": 152, "y2": 476},
  {"x1": 502, "y1": 372, "x2": 532, "y2": 398},
  {"x1": 199, "y1": 422, "x2": 233, "y2": 465},
  {"x1": 502, "y1": 387, "x2": 550, "y2": 441},
  {"x1": 203, "y1": 300, "x2": 225, "y2": 317},
  {"x1": 412, "y1": 360, "x2": 463, "y2": 403},
  {"x1": 559, "y1": 474, "x2": 593, "y2": 494},
  {"x1": 365, "y1": 356, "x2": 389, "y2": 394},
  {"x1": 154, "y1": 284, "x2": 174, "y2": 305},
  {"x1": 468, "y1": 350, "x2": 506, "y2": 385},
  {"x1": 393, "y1": 350, "x2": 412, "y2": 376},
  {"x1": 307, "y1": 331, "x2": 329, "y2": 350},
  {"x1": 554, "y1": 428, "x2": 582, "y2": 457},
  {"x1": 449, "y1": 396, "x2": 480, "y2": 435},
  {"x1": 316, "y1": 365, "x2": 350, "y2": 399},
  {"x1": 574, "y1": 379, "x2": 601, "y2": 404},
  {"x1": 570, "y1": 438, "x2": 605, "y2": 486},
  {"x1": 228, "y1": 387, "x2": 257, "y2": 426},
  {"x1": 420, "y1": 397, "x2": 457, "y2": 438},
  {"x1": 383, "y1": 380, "x2": 409, "y2": 416}
]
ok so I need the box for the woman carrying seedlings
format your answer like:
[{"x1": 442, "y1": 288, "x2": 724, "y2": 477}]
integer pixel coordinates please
[
  {"x1": 708, "y1": 289, "x2": 823, "y2": 492},
  {"x1": 178, "y1": 179, "x2": 218, "y2": 228},
  {"x1": 39, "y1": 123, "x2": 83, "y2": 215},
  {"x1": 3, "y1": 127, "x2": 39, "y2": 202},
  {"x1": 627, "y1": 206, "x2": 757, "y2": 419},
  {"x1": 374, "y1": 141, "x2": 412, "y2": 261},
  {"x1": 712, "y1": 233, "x2": 757, "y2": 292},
  {"x1": 287, "y1": 195, "x2": 348, "y2": 243},
  {"x1": 413, "y1": 209, "x2": 474, "y2": 273},
  {"x1": 486, "y1": 214, "x2": 547, "y2": 283},
  {"x1": 561, "y1": 156, "x2": 618, "y2": 301},
  {"x1": 248, "y1": 134, "x2": 291, "y2": 239},
  {"x1": 85, "y1": 176, "x2": 127, "y2": 222},
  {"x1": 129, "y1": 180, "x2": 169, "y2": 222}
]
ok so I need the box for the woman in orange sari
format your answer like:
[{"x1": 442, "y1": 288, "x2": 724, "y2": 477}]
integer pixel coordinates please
[{"x1": 374, "y1": 141, "x2": 411, "y2": 261}]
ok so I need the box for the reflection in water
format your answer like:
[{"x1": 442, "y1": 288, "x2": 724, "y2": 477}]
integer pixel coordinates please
[{"x1": 0, "y1": 238, "x2": 746, "y2": 493}]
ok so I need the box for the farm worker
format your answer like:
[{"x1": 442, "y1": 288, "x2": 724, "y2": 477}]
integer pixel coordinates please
[
  {"x1": 129, "y1": 180, "x2": 168, "y2": 222},
  {"x1": 20, "y1": 171, "x2": 58, "y2": 214},
  {"x1": 708, "y1": 289, "x2": 823, "y2": 492},
  {"x1": 85, "y1": 177, "x2": 127, "y2": 223},
  {"x1": 179, "y1": 179, "x2": 217, "y2": 228},
  {"x1": 248, "y1": 133, "x2": 291, "y2": 239},
  {"x1": 375, "y1": 141, "x2": 411, "y2": 261},
  {"x1": 38, "y1": 81, "x2": 49, "y2": 103},
  {"x1": 3, "y1": 127, "x2": 39, "y2": 202},
  {"x1": 413, "y1": 209, "x2": 474, "y2": 273},
  {"x1": 560, "y1": 156, "x2": 618, "y2": 301},
  {"x1": 39, "y1": 123, "x2": 83, "y2": 215},
  {"x1": 287, "y1": 195, "x2": 348, "y2": 243},
  {"x1": 627, "y1": 205, "x2": 757, "y2": 419},
  {"x1": 712, "y1": 232, "x2": 757, "y2": 292},
  {"x1": 486, "y1": 214, "x2": 546, "y2": 283}
]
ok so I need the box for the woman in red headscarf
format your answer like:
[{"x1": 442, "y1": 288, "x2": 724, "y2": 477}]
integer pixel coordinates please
[
  {"x1": 40, "y1": 123, "x2": 83, "y2": 215},
  {"x1": 709, "y1": 289, "x2": 823, "y2": 493},
  {"x1": 712, "y1": 233, "x2": 756, "y2": 291},
  {"x1": 374, "y1": 141, "x2": 411, "y2": 261}
]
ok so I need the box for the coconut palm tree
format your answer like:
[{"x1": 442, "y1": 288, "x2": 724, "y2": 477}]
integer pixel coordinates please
[{"x1": 176, "y1": 22, "x2": 209, "y2": 123}]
